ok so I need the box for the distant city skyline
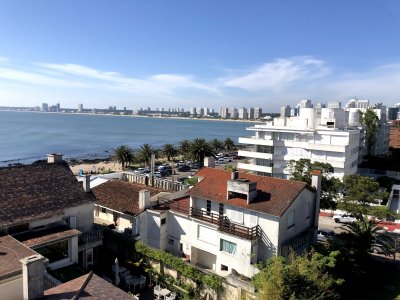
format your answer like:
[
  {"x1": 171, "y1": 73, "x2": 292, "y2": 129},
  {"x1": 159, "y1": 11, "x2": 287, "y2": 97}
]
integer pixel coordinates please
[{"x1": 0, "y1": 1, "x2": 400, "y2": 111}]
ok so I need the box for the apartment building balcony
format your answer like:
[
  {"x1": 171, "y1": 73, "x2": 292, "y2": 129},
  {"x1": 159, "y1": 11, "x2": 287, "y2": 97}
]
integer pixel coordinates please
[
  {"x1": 239, "y1": 136, "x2": 280, "y2": 146},
  {"x1": 237, "y1": 162, "x2": 272, "y2": 174},
  {"x1": 190, "y1": 207, "x2": 260, "y2": 240},
  {"x1": 78, "y1": 225, "x2": 103, "y2": 250}
]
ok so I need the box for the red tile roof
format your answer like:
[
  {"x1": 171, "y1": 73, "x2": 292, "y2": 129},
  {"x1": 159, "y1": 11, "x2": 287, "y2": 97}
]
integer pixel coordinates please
[
  {"x1": 189, "y1": 168, "x2": 312, "y2": 217},
  {"x1": 0, "y1": 161, "x2": 96, "y2": 227},
  {"x1": 167, "y1": 196, "x2": 190, "y2": 215},
  {"x1": 42, "y1": 272, "x2": 132, "y2": 299},
  {"x1": 92, "y1": 180, "x2": 167, "y2": 215}
]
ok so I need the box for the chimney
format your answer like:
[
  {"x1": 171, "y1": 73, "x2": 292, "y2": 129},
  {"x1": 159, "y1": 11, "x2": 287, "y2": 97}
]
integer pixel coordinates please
[
  {"x1": 82, "y1": 174, "x2": 91, "y2": 193},
  {"x1": 139, "y1": 189, "x2": 151, "y2": 210},
  {"x1": 311, "y1": 170, "x2": 322, "y2": 243},
  {"x1": 20, "y1": 255, "x2": 47, "y2": 300},
  {"x1": 204, "y1": 156, "x2": 215, "y2": 168},
  {"x1": 231, "y1": 171, "x2": 239, "y2": 181},
  {"x1": 47, "y1": 153, "x2": 63, "y2": 164}
]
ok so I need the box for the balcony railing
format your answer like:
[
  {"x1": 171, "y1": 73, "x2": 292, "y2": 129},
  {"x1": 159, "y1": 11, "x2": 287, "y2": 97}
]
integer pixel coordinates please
[
  {"x1": 79, "y1": 227, "x2": 103, "y2": 245},
  {"x1": 219, "y1": 217, "x2": 260, "y2": 240},
  {"x1": 190, "y1": 207, "x2": 260, "y2": 240},
  {"x1": 190, "y1": 207, "x2": 221, "y2": 225}
]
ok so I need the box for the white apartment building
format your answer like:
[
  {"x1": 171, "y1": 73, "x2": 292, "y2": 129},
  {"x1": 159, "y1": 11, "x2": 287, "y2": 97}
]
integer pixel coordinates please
[
  {"x1": 254, "y1": 107, "x2": 262, "y2": 119},
  {"x1": 140, "y1": 168, "x2": 321, "y2": 278},
  {"x1": 238, "y1": 107, "x2": 361, "y2": 179},
  {"x1": 238, "y1": 107, "x2": 248, "y2": 120}
]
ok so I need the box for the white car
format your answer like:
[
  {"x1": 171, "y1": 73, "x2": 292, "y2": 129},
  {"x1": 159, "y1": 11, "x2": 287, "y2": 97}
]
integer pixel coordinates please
[{"x1": 332, "y1": 213, "x2": 357, "y2": 223}]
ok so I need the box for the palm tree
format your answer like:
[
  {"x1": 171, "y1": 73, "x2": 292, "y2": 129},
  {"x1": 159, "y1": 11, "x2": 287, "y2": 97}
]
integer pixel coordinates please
[
  {"x1": 190, "y1": 138, "x2": 213, "y2": 168},
  {"x1": 224, "y1": 138, "x2": 236, "y2": 151},
  {"x1": 341, "y1": 218, "x2": 395, "y2": 258},
  {"x1": 137, "y1": 143, "x2": 154, "y2": 167},
  {"x1": 114, "y1": 145, "x2": 134, "y2": 168},
  {"x1": 179, "y1": 139, "x2": 191, "y2": 160},
  {"x1": 162, "y1": 144, "x2": 177, "y2": 161},
  {"x1": 209, "y1": 138, "x2": 223, "y2": 155}
]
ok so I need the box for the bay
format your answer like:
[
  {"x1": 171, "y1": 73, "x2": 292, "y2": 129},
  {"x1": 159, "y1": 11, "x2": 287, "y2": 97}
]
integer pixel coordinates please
[{"x1": 0, "y1": 111, "x2": 256, "y2": 165}]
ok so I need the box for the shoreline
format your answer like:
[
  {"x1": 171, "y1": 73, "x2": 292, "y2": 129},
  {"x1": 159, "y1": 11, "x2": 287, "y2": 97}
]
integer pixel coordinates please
[{"x1": 0, "y1": 109, "x2": 267, "y2": 124}]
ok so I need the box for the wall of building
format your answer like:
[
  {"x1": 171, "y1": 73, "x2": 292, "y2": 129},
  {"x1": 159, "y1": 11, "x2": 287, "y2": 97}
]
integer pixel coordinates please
[
  {"x1": 0, "y1": 276, "x2": 23, "y2": 300},
  {"x1": 29, "y1": 203, "x2": 94, "y2": 233},
  {"x1": 94, "y1": 205, "x2": 134, "y2": 232},
  {"x1": 278, "y1": 189, "x2": 315, "y2": 254}
]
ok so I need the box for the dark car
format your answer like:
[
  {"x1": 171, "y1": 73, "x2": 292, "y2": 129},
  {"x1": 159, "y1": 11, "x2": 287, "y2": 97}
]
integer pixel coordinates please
[{"x1": 178, "y1": 165, "x2": 191, "y2": 172}]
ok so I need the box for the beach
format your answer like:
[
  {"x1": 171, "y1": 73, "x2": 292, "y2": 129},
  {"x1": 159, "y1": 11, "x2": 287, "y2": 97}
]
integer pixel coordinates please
[{"x1": 69, "y1": 159, "x2": 122, "y2": 175}]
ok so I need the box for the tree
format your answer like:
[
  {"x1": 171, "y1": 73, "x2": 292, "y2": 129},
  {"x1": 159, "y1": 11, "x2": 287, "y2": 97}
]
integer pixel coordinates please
[
  {"x1": 338, "y1": 174, "x2": 390, "y2": 219},
  {"x1": 114, "y1": 145, "x2": 134, "y2": 168},
  {"x1": 359, "y1": 108, "x2": 379, "y2": 157},
  {"x1": 137, "y1": 143, "x2": 154, "y2": 167},
  {"x1": 223, "y1": 138, "x2": 236, "y2": 151},
  {"x1": 209, "y1": 138, "x2": 223, "y2": 154},
  {"x1": 162, "y1": 144, "x2": 177, "y2": 161},
  {"x1": 287, "y1": 159, "x2": 342, "y2": 209},
  {"x1": 179, "y1": 139, "x2": 191, "y2": 160},
  {"x1": 189, "y1": 138, "x2": 213, "y2": 168},
  {"x1": 253, "y1": 251, "x2": 342, "y2": 300}
]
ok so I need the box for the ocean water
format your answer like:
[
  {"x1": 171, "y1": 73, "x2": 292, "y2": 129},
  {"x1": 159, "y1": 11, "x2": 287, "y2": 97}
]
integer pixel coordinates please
[{"x1": 0, "y1": 111, "x2": 256, "y2": 165}]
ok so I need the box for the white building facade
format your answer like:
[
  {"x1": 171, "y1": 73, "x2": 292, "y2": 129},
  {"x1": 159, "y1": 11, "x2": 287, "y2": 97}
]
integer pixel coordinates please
[
  {"x1": 238, "y1": 107, "x2": 361, "y2": 179},
  {"x1": 140, "y1": 168, "x2": 321, "y2": 279}
]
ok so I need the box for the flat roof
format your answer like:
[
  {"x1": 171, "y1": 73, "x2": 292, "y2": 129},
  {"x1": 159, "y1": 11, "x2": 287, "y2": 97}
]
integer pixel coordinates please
[{"x1": 0, "y1": 235, "x2": 37, "y2": 279}]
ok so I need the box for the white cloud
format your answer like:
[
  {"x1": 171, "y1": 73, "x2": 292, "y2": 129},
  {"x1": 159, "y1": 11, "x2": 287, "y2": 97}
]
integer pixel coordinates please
[
  {"x1": 0, "y1": 56, "x2": 9, "y2": 64},
  {"x1": 223, "y1": 57, "x2": 330, "y2": 92},
  {"x1": 1, "y1": 56, "x2": 400, "y2": 110}
]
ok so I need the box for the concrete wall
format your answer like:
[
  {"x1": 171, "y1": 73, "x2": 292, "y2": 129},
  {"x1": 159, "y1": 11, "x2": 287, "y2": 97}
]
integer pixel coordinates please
[
  {"x1": 29, "y1": 202, "x2": 94, "y2": 233},
  {"x1": 0, "y1": 276, "x2": 23, "y2": 300}
]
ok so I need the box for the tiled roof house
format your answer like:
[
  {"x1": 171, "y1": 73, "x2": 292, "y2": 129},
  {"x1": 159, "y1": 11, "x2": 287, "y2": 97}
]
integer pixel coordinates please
[{"x1": 142, "y1": 167, "x2": 322, "y2": 278}]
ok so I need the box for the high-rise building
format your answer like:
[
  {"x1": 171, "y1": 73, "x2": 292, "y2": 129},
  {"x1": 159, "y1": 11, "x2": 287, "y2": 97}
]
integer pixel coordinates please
[
  {"x1": 190, "y1": 107, "x2": 197, "y2": 117},
  {"x1": 238, "y1": 106, "x2": 361, "y2": 180},
  {"x1": 280, "y1": 106, "x2": 291, "y2": 118},
  {"x1": 220, "y1": 107, "x2": 229, "y2": 119},
  {"x1": 230, "y1": 108, "x2": 238, "y2": 119},
  {"x1": 78, "y1": 104, "x2": 83, "y2": 113},
  {"x1": 41, "y1": 103, "x2": 49, "y2": 112},
  {"x1": 238, "y1": 107, "x2": 248, "y2": 119},
  {"x1": 254, "y1": 107, "x2": 262, "y2": 119},
  {"x1": 248, "y1": 107, "x2": 255, "y2": 119}
]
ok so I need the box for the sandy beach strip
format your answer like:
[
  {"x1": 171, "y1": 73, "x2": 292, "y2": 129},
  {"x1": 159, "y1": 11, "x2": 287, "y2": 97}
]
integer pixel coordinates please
[{"x1": 69, "y1": 160, "x2": 122, "y2": 175}]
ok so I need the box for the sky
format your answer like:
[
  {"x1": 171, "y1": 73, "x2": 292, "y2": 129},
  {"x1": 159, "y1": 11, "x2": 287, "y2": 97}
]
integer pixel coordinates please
[{"x1": 0, "y1": 1, "x2": 400, "y2": 112}]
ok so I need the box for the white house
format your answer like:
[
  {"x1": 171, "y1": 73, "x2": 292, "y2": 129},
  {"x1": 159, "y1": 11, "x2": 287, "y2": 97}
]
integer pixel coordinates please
[
  {"x1": 92, "y1": 180, "x2": 169, "y2": 235},
  {"x1": 238, "y1": 107, "x2": 361, "y2": 179},
  {"x1": 140, "y1": 168, "x2": 321, "y2": 278}
]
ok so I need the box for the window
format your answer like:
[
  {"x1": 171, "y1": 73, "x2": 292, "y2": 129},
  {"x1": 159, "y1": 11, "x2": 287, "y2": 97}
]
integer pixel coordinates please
[
  {"x1": 206, "y1": 200, "x2": 211, "y2": 215},
  {"x1": 161, "y1": 218, "x2": 166, "y2": 225},
  {"x1": 220, "y1": 239, "x2": 237, "y2": 255},
  {"x1": 219, "y1": 203, "x2": 224, "y2": 216},
  {"x1": 101, "y1": 207, "x2": 107, "y2": 214},
  {"x1": 168, "y1": 238, "x2": 174, "y2": 245},
  {"x1": 287, "y1": 210, "x2": 295, "y2": 229}
]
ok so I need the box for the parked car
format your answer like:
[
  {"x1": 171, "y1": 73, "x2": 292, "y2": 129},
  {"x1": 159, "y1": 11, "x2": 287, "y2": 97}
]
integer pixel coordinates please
[
  {"x1": 317, "y1": 228, "x2": 335, "y2": 242},
  {"x1": 153, "y1": 171, "x2": 162, "y2": 178},
  {"x1": 217, "y1": 158, "x2": 225, "y2": 164},
  {"x1": 158, "y1": 165, "x2": 172, "y2": 172},
  {"x1": 332, "y1": 213, "x2": 357, "y2": 223},
  {"x1": 223, "y1": 157, "x2": 232, "y2": 162},
  {"x1": 177, "y1": 165, "x2": 191, "y2": 172}
]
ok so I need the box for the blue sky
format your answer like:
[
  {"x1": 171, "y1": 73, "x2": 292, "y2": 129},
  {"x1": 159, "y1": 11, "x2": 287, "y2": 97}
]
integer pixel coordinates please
[{"x1": 0, "y1": 1, "x2": 399, "y2": 111}]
